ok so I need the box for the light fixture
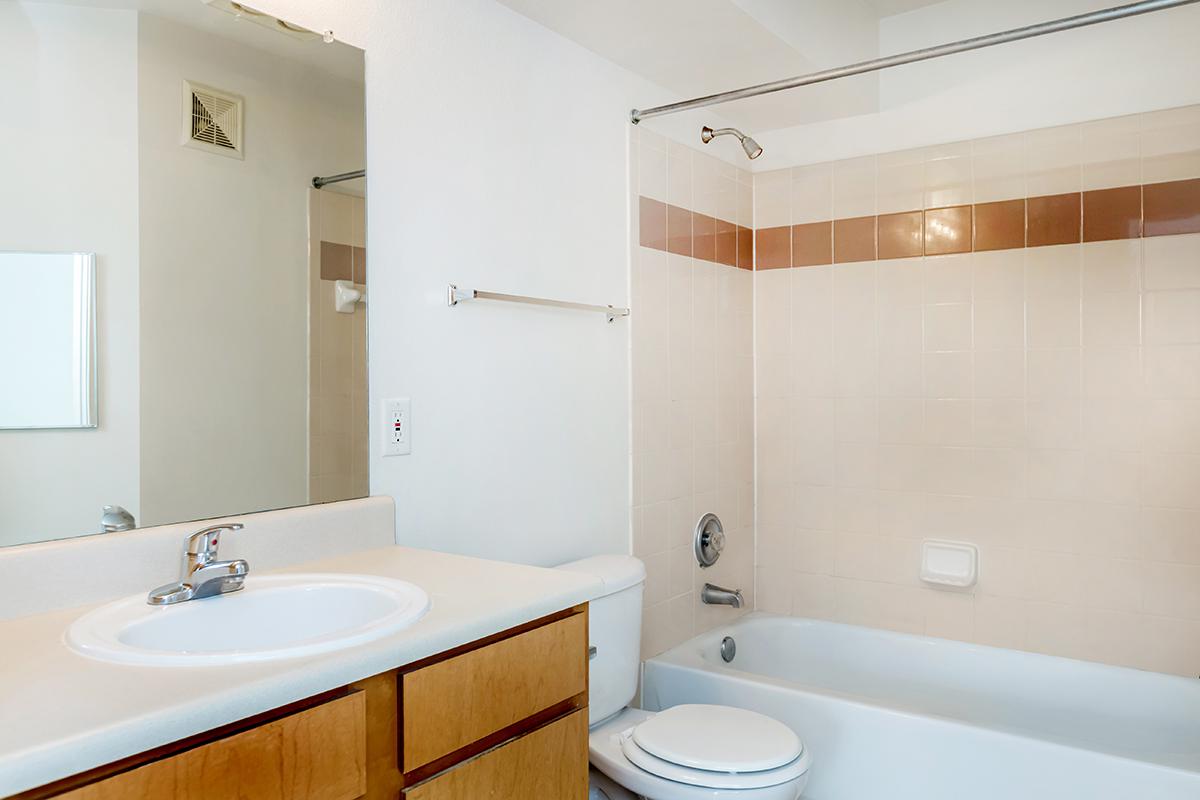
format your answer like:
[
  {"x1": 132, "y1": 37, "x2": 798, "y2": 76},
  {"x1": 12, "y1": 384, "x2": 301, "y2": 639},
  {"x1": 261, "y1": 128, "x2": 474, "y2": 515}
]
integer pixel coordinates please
[{"x1": 203, "y1": 0, "x2": 325, "y2": 42}]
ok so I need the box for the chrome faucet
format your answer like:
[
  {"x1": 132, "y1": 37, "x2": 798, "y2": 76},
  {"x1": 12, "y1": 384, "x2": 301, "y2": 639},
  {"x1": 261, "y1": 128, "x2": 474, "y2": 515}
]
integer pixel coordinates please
[
  {"x1": 147, "y1": 523, "x2": 249, "y2": 606},
  {"x1": 701, "y1": 582, "x2": 744, "y2": 608}
]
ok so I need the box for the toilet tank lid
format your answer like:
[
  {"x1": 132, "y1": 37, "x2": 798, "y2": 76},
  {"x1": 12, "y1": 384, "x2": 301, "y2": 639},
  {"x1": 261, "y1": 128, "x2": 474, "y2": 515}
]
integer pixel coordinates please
[{"x1": 556, "y1": 555, "x2": 645, "y2": 597}]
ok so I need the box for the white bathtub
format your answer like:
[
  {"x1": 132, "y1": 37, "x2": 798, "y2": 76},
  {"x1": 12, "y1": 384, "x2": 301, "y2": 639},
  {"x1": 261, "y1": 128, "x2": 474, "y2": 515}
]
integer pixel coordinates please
[{"x1": 641, "y1": 613, "x2": 1200, "y2": 800}]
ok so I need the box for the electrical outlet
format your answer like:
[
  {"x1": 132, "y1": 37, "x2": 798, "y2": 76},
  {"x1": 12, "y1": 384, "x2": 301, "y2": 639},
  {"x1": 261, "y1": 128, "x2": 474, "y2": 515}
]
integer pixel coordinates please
[{"x1": 381, "y1": 398, "x2": 411, "y2": 456}]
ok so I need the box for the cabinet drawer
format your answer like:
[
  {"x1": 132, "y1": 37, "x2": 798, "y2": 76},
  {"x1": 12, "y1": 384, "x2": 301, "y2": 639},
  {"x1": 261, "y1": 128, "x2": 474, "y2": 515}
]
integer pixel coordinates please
[
  {"x1": 402, "y1": 611, "x2": 587, "y2": 771},
  {"x1": 402, "y1": 709, "x2": 587, "y2": 800},
  {"x1": 50, "y1": 692, "x2": 366, "y2": 800}
]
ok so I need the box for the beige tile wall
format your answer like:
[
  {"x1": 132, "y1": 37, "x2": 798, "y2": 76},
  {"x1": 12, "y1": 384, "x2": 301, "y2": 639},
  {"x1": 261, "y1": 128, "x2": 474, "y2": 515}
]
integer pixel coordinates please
[
  {"x1": 308, "y1": 189, "x2": 369, "y2": 504},
  {"x1": 632, "y1": 127, "x2": 756, "y2": 659},
  {"x1": 754, "y1": 106, "x2": 1200, "y2": 676}
]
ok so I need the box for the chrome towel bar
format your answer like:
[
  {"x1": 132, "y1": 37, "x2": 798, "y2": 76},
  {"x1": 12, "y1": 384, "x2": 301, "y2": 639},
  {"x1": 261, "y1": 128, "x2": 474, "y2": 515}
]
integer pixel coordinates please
[{"x1": 446, "y1": 284, "x2": 630, "y2": 323}]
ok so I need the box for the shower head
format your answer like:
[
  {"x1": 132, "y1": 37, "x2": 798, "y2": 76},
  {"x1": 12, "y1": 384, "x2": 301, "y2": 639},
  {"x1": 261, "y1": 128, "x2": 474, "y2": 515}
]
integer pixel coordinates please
[{"x1": 701, "y1": 125, "x2": 763, "y2": 160}]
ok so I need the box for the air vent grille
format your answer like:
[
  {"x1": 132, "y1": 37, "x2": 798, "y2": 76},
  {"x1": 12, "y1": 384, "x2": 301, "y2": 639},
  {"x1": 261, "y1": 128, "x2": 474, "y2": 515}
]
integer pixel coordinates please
[{"x1": 182, "y1": 81, "x2": 244, "y2": 159}]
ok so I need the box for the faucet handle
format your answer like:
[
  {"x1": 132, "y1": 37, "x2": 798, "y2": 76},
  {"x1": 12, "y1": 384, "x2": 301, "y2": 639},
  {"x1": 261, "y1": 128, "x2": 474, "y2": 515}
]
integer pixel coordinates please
[{"x1": 186, "y1": 523, "x2": 244, "y2": 560}]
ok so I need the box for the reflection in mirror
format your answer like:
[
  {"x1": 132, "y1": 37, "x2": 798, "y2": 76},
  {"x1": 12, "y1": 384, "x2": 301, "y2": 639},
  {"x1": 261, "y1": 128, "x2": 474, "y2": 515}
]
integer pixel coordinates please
[
  {"x1": 0, "y1": 1, "x2": 366, "y2": 547},
  {"x1": 0, "y1": 253, "x2": 96, "y2": 429}
]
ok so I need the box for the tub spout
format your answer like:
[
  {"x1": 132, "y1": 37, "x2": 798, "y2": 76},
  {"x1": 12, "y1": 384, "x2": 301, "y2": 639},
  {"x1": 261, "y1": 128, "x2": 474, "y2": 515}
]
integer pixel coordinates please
[{"x1": 701, "y1": 583, "x2": 743, "y2": 608}]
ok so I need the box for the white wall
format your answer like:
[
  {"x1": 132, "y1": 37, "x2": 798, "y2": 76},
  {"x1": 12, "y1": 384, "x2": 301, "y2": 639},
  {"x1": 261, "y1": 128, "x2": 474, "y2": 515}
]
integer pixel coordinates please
[
  {"x1": 754, "y1": 0, "x2": 1200, "y2": 168},
  {"x1": 363, "y1": 0, "x2": 633, "y2": 566},
  {"x1": 0, "y1": 4, "x2": 140, "y2": 545},
  {"x1": 247, "y1": 0, "x2": 737, "y2": 566},
  {"x1": 136, "y1": 13, "x2": 364, "y2": 526}
]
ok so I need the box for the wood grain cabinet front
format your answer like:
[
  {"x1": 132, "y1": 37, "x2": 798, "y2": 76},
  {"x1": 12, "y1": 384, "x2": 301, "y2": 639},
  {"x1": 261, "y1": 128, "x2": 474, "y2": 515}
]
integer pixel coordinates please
[
  {"x1": 400, "y1": 611, "x2": 588, "y2": 773},
  {"x1": 13, "y1": 605, "x2": 589, "y2": 800},
  {"x1": 401, "y1": 709, "x2": 588, "y2": 800},
  {"x1": 48, "y1": 692, "x2": 367, "y2": 800}
]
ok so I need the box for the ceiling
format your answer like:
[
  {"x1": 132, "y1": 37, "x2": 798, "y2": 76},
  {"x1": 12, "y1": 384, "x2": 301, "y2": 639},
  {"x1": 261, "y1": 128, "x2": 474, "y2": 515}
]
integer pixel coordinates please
[
  {"x1": 23, "y1": 0, "x2": 364, "y2": 84},
  {"x1": 495, "y1": 0, "x2": 947, "y2": 132}
]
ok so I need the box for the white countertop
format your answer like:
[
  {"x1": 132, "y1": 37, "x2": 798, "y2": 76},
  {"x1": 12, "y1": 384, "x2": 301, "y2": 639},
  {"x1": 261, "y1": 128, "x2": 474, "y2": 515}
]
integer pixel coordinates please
[{"x1": 0, "y1": 545, "x2": 602, "y2": 797}]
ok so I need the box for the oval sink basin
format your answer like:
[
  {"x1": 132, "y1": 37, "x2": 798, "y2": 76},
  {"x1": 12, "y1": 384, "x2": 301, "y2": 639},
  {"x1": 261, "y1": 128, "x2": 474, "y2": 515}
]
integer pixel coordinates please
[{"x1": 66, "y1": 573, "x2": 430, "y2": 666}]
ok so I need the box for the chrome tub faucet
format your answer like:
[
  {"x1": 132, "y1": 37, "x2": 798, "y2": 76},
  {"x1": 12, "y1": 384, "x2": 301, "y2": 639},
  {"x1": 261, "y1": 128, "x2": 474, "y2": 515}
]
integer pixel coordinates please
[
  {"x1": 701, "y1": 583, "x2": 744, "y2": 608},
  {"x1": 147, "y1": 523, "x2": 249, "y2": 606}
]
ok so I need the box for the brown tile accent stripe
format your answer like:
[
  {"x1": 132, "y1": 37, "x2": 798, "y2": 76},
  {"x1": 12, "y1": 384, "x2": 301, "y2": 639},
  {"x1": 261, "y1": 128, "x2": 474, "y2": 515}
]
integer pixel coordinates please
[
  {"x1": 1083, "y1": 186, "x2": 1142, "y2": 242},
  {"x1": 834, "y1": 216, "x2": 877, "y2": 263},
  {"x1": 756, "y1": 226, "x2": 791, "y2": 269},
  {"x1": 925, "y1": 206, "x2": 973, "y2": 255},
  {"x1": 736, "y1": 226, "x2": 753, "y2": 269},
  {"x1": 793, "y1": 222, "x2": 833, "y2": 267},
  {"x1": 638, "y1": 196, "x2": 752, "y2": 270},
  {"x1": 877, "y1": 211, "x2": 923, "y2": 260},
  {"x1": 1144, "y1": 178, "x2": 1200, "y2": 237},
  {"x1": 973, "y1": 199, "x2": 1024, "y2": 252},
  {"x1": 1027, "y1": 193, "x2": 1082, "y2": 247},
  {"x1": 693, "y1": 213, "x2": 716, "y2": 262},
  {"x1": 639, "y1": 178, "x2": 1195, "y2": 272},
  {"x1": 638, "y1": 196, "x2": 666, "y2": 251},
  {"x1": 715, "y1": 219, "x2": 737, "y2": 267},
  {"x1": 352, "y1": 246, "x2": 367, "y2": 284},
  {"x1": 667, "y1": 204, "x2": 692, "y2": 256},
  {"x1": 320, "y1": 241, "x2": 353, "y2": 281}
]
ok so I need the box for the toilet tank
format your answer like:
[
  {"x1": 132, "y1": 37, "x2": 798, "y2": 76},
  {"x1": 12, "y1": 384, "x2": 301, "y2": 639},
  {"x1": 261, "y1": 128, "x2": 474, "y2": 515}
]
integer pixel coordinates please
[{"x1": 556, "y1": 555, "x2": 645, "y2": 726}]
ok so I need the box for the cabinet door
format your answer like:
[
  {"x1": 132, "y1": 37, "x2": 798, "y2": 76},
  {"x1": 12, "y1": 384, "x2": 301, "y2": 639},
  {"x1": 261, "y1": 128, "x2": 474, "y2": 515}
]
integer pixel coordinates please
[
  {"x1": 401, "y1": 611, "x2": 587, "y2": 772},
  {"x1": 50, "y1": 692, "x2": 366, "y2": 800},
  {"x1": 402, "y1": 710, "x2": 587, "y2": 800}
]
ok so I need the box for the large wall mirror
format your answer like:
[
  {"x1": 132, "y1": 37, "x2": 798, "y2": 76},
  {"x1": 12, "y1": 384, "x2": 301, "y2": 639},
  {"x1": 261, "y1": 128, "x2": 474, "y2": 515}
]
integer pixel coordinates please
[{"x1": 1, "y1": 1, "x2": 367, "y2": 547}]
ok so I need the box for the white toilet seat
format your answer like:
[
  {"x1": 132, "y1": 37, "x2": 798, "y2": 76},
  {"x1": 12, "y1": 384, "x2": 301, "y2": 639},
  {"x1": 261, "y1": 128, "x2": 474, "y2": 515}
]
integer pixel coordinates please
[
  {"x1": 621, "y1": 732, "x2": 810, "y2": 791},
  {"x1": 589, "y1": 707, "x2": 811, "y2": 800}
]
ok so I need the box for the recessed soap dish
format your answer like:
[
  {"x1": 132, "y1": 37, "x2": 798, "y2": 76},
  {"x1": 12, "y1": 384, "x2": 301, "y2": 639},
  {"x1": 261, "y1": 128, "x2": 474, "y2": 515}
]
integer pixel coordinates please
[{"x1": 920, "y1": 540, "x2": 978, "y2": 588}]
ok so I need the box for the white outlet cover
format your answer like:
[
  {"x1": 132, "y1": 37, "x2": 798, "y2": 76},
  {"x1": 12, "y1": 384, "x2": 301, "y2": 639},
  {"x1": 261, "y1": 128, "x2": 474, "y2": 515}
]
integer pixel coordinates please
[
  {"x1": 381, "y1": 398, "x2": 411, "y2": 456},
  {"x1": 920, "y1": 539, "x2": 978, "y2": 588}
]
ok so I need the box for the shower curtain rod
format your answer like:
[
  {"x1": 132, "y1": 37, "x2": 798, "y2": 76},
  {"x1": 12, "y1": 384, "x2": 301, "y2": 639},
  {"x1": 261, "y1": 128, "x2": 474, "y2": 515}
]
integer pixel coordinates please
[
  {"x1": 630, "y1": 0, "x2": 1199, "y2": 124},
  {"x1": 312, "y1": 169, "x2": 365, "y2": 189}
]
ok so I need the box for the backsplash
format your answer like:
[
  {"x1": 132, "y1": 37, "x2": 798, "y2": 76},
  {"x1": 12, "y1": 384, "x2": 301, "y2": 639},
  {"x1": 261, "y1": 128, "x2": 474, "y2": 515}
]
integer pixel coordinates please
[
  {"x1": 631, "y1": 128, "x2": 756, "y2": 658},
  {"x1": 753, "y1": 105, "x2": 1200, "y2": 676}
]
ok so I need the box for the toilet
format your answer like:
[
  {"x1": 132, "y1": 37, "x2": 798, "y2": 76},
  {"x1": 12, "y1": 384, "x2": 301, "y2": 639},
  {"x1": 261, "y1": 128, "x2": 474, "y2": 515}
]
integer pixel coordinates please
[{"x1": 558, "y1": 555, "x2": 811, "y2": 800}]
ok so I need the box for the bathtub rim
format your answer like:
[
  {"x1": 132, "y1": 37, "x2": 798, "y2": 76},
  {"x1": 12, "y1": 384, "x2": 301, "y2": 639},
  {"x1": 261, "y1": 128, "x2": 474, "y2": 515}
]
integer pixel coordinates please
[{"x1": 643, "y1": 611, "x2": 1200, "y2": 778}]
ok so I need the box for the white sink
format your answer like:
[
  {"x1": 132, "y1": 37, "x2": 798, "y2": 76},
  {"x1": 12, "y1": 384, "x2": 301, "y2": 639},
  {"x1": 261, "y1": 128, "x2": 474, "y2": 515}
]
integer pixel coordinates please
[{"x1": 66, "y1": 573, "x2": 430, "y2": 666}]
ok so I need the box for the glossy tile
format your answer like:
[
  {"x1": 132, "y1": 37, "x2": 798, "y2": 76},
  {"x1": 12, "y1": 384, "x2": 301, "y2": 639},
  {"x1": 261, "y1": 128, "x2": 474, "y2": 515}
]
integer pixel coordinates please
[
  {"x1": 1144, "y1": 178, "x2": 1200, "y2": 237},
  {"x1": 639, "y1": 196, "x2": 667, "y2": 251},
  {"x1": 973, "y1": 199, "x2": 1025, "y2": 252},
  {"x1": 756, "y1": 226, "x2": 792, "y2": 270},
  {"x1": 877, "y1": 211, "x2": 924, "y2": 260},
  {"x1": 1081, "y1": 114, "x2": 1141, "y2": 191},
  {"x1": 924, "y1": 206, "x2": 973, "y2": 256},
  {"x1": 666, "y1": 204, "x2": 693, "y2": 256},
  {"x1": 1025, "y1": 124, "x2": 1081, "y2": 196},
  {"x1": 1082, "y1": 186, "x2": 1142, "y2": 242},
  {"x1": 834, "y1": 216, "x2": 878, "y2": 264},
  {"x1": 352, "y1": 247, "x2": 367, "y2": 284},
  {"x1": 832, "y1": 155, "x2": 876, "y2": 218},
  {"x1": 1027, "y1": 193, "x2": 1082, "y2": 247},
  {"x1": 714, "y1": 218, "x2": 737, "y2": 267},
  {"x1": 792, "y1": 222, "x2": 833, "y2": 268},
  {"x1": 319, "y1": 241, "x2": 352, "y2": 281},
  {"x1": 973, "y1": 132, "x2": 1025, "y2": 203},
  {"x1": 1141, "y1": 105, "x2": 1200, "y2": 184},
  {"x1": 792, "y1": 163, "x2": 834, "y2": 224},
  {"x1": 924, "y1": 142, "x2": 973, "y2": 209},
  {"x1": 737, "y1": 226, "x2": 754, "y2": 270},
  {"x1": 693, "y1": 213, "x2": 717, "y2": 262},
  {"x1": 877, "y1": 150, "x2": 924, "y2": 214}
]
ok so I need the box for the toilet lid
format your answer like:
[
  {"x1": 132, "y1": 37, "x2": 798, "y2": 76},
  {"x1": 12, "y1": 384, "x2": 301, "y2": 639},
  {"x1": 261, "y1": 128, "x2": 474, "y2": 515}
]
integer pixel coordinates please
[
  {"x1": 619, "y1": 725, "x2": 811, "y2": 790},
  {"x1": 631, "y1": 704, "x2": 803, "y2": 773}
]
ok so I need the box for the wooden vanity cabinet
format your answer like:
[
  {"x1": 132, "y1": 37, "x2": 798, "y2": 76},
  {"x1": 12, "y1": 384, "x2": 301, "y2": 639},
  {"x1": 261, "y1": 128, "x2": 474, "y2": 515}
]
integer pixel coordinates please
[{"x1": 15, "y1": 605, "x2": 589, "y2": 800}]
